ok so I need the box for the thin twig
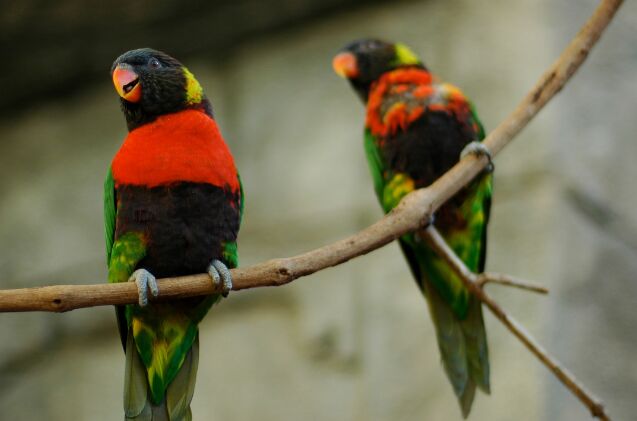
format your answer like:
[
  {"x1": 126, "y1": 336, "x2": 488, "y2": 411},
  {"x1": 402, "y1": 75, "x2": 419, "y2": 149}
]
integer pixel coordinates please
[
  {"x1": 422, "y1": 226, "x2": 609, "y2": 421},
  {"x1": 477, "y1": 272, "x2": 549, "y2": 295}
]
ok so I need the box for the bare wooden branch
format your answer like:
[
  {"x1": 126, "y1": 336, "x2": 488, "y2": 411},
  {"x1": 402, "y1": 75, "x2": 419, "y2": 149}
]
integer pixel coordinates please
[
  {"x1": 477, "y1": 272, "x2": 549, "y2": 295},
  {"x1": 421, "y1": 226, "x2": 609, "y2": 421}
]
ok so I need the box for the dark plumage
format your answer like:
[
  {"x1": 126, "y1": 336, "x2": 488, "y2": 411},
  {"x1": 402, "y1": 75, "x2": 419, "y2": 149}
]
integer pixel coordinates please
[
  {"x1": 112, "y1": 48, "x2": 212, "y2": 131},
  {"x1": 115, "y1": 183, "x2": 241, "y2": 279},
  {"x1": 383, "y1": 111, "x2": 473, "y2": 188}
]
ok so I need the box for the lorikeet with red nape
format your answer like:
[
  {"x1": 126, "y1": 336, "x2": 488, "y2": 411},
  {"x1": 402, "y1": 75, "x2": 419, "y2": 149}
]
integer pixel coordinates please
[
  {"x1": 107, "y1": 48, "x2": 242, "y2": 420},
  {"x1": 333, "y1": 39, "x2": 492, "y2": 417}
]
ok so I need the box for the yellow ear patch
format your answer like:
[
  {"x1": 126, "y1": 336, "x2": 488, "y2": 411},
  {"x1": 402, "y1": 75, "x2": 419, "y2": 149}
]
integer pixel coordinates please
[
  {"x1": 394, "y1": 43, "x2": 421, "y2": 66},
  {"x1": 183, "y1": 67, "x2": 203, "y2": 104}
]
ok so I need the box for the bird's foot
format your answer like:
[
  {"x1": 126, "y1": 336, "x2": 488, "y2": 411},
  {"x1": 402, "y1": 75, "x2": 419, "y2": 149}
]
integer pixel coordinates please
[
  {"x1": 208, "y1": 259, "x2": 233, "y2": 297},
  {"x1": 128, "y1": 269, "x2": 159, "y2": 307},
  {"x1": 460, "y1": 141, "x2": 494, "y2": 173}
]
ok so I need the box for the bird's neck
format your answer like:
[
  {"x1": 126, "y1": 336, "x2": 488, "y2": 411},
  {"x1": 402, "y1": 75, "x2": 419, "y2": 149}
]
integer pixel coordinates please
[{"x1": 124, "y1": 99, "x2": 212, "y2": 132}]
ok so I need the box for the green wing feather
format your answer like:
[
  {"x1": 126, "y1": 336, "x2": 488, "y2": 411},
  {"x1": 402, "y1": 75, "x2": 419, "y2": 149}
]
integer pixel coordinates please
[
  {"x1": 238, "y1": 173, "x2": 245, "y2": 226},
  {"x1": 104, "y1": 168, "x2": 116, "y2": 265},
  {"x1": 124, "y1": 331, "x2": 149, "y2": 418},
  {"x1": 105, "y1": 168, "x2": 134, "y2": 352},
  {"x1": 221, "y1": 173, "x2": 244, "y2": 268},
  {"x1": 363, "y1": 129, "x2": 387, "y2": 202}
]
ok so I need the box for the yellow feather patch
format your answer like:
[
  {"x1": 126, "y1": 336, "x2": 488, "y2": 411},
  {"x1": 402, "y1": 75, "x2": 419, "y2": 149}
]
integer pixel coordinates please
[
  {"x1": 394, "y1": 43, "x2": 421, "y2": 66},
  {"x1": 132, "y1": 314, "x2": 192, "y2": 402},
  {"x1": 132, "y1": 318, "x2": 144, "y2": 336},
  {"x1": 383, "y1": 172, "x2": 416, "y2": 211},
  {"x1": 183, "y1": 67, "x2": 203, "y2": 105},
  {"x1": 148, "y1": 341, "x2": 169, "y2": 386}
]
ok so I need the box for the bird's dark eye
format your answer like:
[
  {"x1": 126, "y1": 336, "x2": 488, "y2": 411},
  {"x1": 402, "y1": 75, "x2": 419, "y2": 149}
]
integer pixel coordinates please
[{"x1": 148, "y1": 58, "x2": 161, "y2": 68}]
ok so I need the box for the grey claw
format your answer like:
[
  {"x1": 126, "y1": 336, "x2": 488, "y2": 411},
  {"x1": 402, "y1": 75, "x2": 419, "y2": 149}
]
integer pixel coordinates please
[
  {"x1": 208, "y1": 259, "x2": 233, "y2": 297},
  {"x1": 460, "y1": 141, "x2": 494, "y2": 172},
  {"x1": 208, "y1": 265, "x2": 221, "y2": 284},
  {"x1": 148, "y1": 277, "x2": 159, "y2": 298},
  {"x1": 128, "y1": 269, "x2": 158, "y2": 307}
]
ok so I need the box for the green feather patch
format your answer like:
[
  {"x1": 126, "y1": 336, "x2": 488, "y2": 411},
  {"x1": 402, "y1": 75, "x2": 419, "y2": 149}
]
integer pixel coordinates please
[
  {"x1": 222, "y1": 241, "x2": 238, "y2": 268},
  {"x1": 131, "y1": 313, "x2": 198, "y2": 405},
  {"x1": 108, "y1": 231, "x2": 147, "y2": 284},
  {"x1": 104, "y1": 168, "x2": 116, "y2": 265},
  {"x1": 363, "y1": 129, "x2": 386, "y2": 201}
]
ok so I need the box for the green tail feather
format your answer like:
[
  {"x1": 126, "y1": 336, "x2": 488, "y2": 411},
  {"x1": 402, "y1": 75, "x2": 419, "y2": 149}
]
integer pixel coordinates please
[
  {"x1": 124, "y1": 332, "x2": 199, "y2": 421},
  {"x1": 461, "y1": 298, "x2": 490, "y2": 395},
  {"x1": 423, "y1": 279, "x2": 489, "y2": 418}
]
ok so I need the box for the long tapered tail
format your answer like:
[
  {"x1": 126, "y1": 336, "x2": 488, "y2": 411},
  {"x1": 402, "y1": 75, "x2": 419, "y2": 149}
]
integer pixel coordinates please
[
  {"x1": 124, "y1": 332, "x2": 199, "y2": 421},
  {"x1": 422, "y1": 280, "x2": 490, "y2": 418}
]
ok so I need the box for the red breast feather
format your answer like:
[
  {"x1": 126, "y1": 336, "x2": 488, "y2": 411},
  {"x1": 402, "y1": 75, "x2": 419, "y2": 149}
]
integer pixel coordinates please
[{"x1": 112, "y1": 109, "x2": 239, "y2": 192}]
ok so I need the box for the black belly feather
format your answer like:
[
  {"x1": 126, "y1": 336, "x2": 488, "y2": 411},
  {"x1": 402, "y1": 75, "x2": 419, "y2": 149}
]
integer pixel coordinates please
[
  {"x1": 382, "y1": 110, "x2": 477, "y2": 227},
  {"x1": 382, "y1": 110, "x2": 474, "y2": 188},
  {"x1": 114, "y1": 182, "x2": 241, "y2": 277}
]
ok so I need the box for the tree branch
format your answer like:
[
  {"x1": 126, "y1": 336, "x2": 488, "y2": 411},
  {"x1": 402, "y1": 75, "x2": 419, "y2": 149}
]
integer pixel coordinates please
[
  {"x1": 422, "y1": 226, "x2": 609, "y2": 420},
  {"x1": 477, "y1": 272, "x2": 549, "y2": 295},
  {"x1": 0, "y1": 0, "x2": 622, "y2": 419}
]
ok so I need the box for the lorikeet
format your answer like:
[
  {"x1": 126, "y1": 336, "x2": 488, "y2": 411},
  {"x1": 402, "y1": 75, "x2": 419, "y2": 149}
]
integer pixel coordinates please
[
  {"x1": 106, "y1": 48, "x2": 243, "y2": 420},
  {"x1": 333, "y1": 39, "x2": 492, "y2": 417}
]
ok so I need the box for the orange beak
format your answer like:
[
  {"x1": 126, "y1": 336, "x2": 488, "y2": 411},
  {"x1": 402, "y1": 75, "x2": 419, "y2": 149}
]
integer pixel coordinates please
[
  {"x1": 112, "y1": 64, "x2": 141, "y2": 103},
  {"x1": 332, "y1": 52, "x2": 359, "y2": 78}
]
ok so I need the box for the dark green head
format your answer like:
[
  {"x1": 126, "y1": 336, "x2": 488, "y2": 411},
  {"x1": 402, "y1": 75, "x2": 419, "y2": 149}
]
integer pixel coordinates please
[
  {"x1": 111, "y1": 48, "x2": 211, "y2": 131},
  {"x1": 333, "y1": 39, "x2": 426, "y2": 101}
]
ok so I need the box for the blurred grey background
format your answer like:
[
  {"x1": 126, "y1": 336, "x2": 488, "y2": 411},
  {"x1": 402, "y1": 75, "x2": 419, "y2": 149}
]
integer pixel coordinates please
[{"x1": 1, "y1": 0, "x2": 636, "y2": 420}]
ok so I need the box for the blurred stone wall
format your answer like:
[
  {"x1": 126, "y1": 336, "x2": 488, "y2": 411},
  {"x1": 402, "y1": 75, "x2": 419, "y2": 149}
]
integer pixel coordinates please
[
  {"x1": 545, "y1": 1, "x2": 637, "y2": 420},
  {"x1": 1, "y1": 0, "x2": 635, "y2": 420}
]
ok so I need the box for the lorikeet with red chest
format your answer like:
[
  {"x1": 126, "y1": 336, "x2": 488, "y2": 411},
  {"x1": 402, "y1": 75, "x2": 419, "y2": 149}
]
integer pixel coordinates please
[
  {"x1": 106, "y1": 48, "x2": 243, "y2": 420},
  {"x1": 333, "y1": 39, "x2": 492, "y2": 417}
]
